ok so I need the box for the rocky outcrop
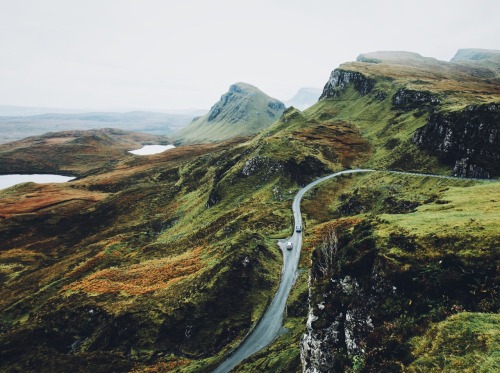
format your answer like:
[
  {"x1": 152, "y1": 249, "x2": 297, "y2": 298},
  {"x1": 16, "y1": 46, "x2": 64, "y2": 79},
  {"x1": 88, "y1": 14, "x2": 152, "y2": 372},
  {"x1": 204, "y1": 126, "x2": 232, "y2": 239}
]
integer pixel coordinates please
[
  {"x1": 413, "y1": 103, "x2": 500, "y2": 178},
  {"x1": 300, "y1": 224, "x2": 393, "y2": 372},
  {"x1": 319, "y1": 69, "x2": 375, "y2": 100},
  {"x1": 392, "y1": 88, "x2": 441, "y2": 111}
]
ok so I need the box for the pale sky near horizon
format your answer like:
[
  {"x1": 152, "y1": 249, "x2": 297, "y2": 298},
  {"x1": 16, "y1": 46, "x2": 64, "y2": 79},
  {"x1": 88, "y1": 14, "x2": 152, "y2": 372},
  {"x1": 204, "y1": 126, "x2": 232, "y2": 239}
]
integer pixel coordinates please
[{"x1": 1, "y1": 0, "x2": 499, "y2": 111}]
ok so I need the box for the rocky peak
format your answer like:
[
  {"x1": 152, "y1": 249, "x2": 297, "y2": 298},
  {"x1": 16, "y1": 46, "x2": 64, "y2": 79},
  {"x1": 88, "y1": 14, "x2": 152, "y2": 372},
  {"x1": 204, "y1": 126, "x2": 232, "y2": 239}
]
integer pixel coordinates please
[
  {"x1": 175, "y1": 82, "x2": 285, "y2": 143},
  {"x1": 227, "y1": 82, "x2": 262, "y2": 95},
  {"x1": 319, "y1": 69, "x2": 375, "y2": 100},
  {"x1": 205, "y1": 83, "x2": 284, "y2": 123}
]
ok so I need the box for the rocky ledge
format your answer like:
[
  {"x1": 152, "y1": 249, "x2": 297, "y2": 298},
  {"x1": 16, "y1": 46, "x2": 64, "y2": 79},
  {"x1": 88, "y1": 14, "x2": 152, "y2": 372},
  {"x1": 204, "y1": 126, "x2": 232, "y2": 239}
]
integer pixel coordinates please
[
  {"x1": 413, "y1": 103, "x2": 500, "y2": 178},
  {"x1": 392, "y1": 88, "x2": 441, "y2": 111},
  {"x1": 319, "y1": 69, "x2": 376, "y2": 100}
]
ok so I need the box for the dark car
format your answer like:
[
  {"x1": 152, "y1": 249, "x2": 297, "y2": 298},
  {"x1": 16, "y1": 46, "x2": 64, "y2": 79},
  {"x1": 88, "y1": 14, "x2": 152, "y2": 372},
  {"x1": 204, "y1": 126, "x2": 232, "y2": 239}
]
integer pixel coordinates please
[{"x1": 295, "y1": 226, "x2": 302, "y2": 233}]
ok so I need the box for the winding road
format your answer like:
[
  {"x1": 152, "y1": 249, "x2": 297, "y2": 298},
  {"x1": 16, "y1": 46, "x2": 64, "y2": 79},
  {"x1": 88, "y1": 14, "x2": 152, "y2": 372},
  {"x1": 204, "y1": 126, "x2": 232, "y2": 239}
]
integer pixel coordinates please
[
  {"x1": 213, "y1": 169, "x2": 375, "y2": 373},
  {"x1": 213, "y1": 168, "x2": 493, "y2": 372}
]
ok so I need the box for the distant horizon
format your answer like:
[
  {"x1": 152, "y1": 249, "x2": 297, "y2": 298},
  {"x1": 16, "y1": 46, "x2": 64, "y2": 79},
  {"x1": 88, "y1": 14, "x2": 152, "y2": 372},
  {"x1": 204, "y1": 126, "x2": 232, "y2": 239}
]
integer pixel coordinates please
[
  {"x1": 1, "y1": 47, "x2": 498, "y2": 114},
  {"x1": 0, "y1": 104, "x2": 210, "y2": 115},
  {"x1": 0, "y1": 47, "x2": 495, "y2": 113},
  {"x1": 0, "y1": 84, "x2": 325, "y2": 114},
  {"x1": 1, "y1": 0, "x2": 499, "y2": 110}
]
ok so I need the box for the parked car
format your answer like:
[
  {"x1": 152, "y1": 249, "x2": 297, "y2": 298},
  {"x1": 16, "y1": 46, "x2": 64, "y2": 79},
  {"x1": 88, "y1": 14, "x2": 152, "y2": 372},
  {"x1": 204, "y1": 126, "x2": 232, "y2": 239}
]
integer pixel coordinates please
[
  {"x1": 286, "y1": 241, "x2": 293, "y2": 250},
  {"x1": 295, "y1": 225, "x2": 302, "y2": 233}
]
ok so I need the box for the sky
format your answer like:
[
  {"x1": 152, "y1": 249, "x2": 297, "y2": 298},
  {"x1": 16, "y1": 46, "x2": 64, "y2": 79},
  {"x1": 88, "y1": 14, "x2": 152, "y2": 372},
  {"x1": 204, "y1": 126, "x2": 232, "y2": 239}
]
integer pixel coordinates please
[{"x1": 0, "y1": 0, "x2": 499, "y2": 111}]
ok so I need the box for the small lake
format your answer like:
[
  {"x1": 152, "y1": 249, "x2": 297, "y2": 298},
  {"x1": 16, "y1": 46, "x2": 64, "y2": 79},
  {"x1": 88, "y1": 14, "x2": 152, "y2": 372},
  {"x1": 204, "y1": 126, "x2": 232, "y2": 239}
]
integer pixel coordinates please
[
  {"x1": 0, "y1": 174, "x2": 76, "y2": 190},
  {"x1": 128, "y1": 145, "x2": 176, "y2": 155}
]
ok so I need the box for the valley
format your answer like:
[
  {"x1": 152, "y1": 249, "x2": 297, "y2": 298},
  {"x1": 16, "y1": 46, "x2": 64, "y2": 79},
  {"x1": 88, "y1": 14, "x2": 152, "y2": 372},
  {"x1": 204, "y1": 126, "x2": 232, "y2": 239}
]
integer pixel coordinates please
[{"x1": 0, "y1": 49, "x2": 499, "y2": 373}]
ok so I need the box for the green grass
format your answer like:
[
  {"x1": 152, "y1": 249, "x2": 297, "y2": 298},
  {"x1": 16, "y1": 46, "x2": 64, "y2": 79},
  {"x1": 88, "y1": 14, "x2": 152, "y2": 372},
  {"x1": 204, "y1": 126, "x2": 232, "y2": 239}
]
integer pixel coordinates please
[
  {"x1": 305, "y1": 86, "x2": 445, "y2": 173},
  {"x1": 409, "y1": 312, "x2": 500, "y2": 372},
  {"x1": 176, "y1": 83, "x2": 285, "y2": 144},
  {"x1": 378, "y1": 181, "x2": 500, "y2": 245},
  {"x1": 299, "y1": 171, "x2": 499, "y2": 370}
]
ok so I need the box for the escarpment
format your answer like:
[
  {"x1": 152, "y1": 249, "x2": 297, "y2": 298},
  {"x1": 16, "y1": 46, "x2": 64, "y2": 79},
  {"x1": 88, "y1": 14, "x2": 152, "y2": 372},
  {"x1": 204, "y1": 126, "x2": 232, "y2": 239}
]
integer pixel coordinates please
[
  {"x1": 413, "y1": 103, "x2": 500, "y2": 178},
  {"x1": 392, "y1": 88, "x2": 441, "y2": 111},
  {"x1": 319, "y1": 69, "x2": 376, "y2": 99}
]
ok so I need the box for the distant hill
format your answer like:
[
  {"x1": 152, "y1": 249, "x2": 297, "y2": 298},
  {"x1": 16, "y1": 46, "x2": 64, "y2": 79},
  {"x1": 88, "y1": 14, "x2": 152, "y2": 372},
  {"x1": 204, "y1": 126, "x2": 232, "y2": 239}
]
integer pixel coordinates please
[
  {"x1": 175, "y1": 83, "x2": 285, "y2": 144},
  {"x1": 451, "y1": 48, "x2": 500, "y2": 62},
  {"x1": 0, "y1": 110, "x2": 205, "y2": 144},
  {"x1": 450, "y1": 48, "x2": 500, "y2": 76},
  {"x1": 0, "y1": 128, "x2": 170, "y2": 176},
  {"x1": 0, "y1": 105, "x2": 87, "y2": 116},
  {"x1": 284, "y1": 87, "x2": 322, "y2": 110}
]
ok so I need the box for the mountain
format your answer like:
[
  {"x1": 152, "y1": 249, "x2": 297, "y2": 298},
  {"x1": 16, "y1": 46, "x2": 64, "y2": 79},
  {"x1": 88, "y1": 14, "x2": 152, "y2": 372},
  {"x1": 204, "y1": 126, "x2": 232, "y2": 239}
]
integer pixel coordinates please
[
  {"x1": 318, "y1": 50, "x2": 500, "y2": 178},
  {"x1": 175, "y1": 82, "x2": 285, "y2": 144},
  {"x1": 284, "y1": 87, "x2": 322, "y2": 110},
  {"x1": 451, "y1": 48, "x2": 500, "y2": 63},
  {"x1": 0, "y1": 50, "x2": 499, "y2": 373},
  {"x1": 450, "y1": 48, "x2": 500, "y2": 76},
  {"x1": 298, "y1": 50, "x2": 500, "y2": 372},
  {"x1": 0, "y1": 110, "x2": 205, "y2": 144}
]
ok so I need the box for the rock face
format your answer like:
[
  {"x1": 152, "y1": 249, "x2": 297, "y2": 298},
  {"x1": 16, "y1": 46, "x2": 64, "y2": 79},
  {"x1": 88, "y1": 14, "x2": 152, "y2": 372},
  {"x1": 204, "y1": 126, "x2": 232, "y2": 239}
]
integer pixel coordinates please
[
  {"x1": 392, "y1": 88, "x2": 441, "y2": 111},
  {"x1": 319, "y1": 69, "x2": 375, "y2": 100},
  {"x1": 176, "y1": 83, "x2": 285, "y2": 144},
  {"x1": 300, "y1": 224, "x2": 393, "y2": 372},
  {"x1": 413, "y1": 103, "x2": 500, "y2": 178}
]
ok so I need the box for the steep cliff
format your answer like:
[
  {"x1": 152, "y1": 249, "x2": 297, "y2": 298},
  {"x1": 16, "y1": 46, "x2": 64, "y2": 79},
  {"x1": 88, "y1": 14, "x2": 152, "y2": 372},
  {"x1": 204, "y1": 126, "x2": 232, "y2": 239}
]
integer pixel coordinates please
[
  {"x1": 413, "y1": 103, "x2": 500, "y2": 178},
  {"x1": 315, "y1": 50, "x2": 500, "y2": 178},
  {"x1": 319, "y1": 69, "x2": 375, "y2": 99}
]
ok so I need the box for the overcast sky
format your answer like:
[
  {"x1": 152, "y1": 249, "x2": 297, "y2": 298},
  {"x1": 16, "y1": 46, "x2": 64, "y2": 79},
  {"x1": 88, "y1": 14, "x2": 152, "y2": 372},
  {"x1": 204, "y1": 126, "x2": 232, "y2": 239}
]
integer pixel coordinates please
[{"x1": 1, "y1": 0, "x2": 499, "y2": 111}]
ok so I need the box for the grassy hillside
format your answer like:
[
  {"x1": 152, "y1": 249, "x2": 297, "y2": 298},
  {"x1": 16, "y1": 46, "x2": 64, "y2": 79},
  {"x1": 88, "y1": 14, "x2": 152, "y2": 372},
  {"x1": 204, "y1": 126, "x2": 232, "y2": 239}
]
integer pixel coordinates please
[
  {"x1": 0, "y1": 128, "x2": 171, "y2": 176},
  {"x1": 299, "y1": 172, "x2": 499, "y2": 371},
  {"x1": 176, "y1": 83, "x2": 285, "y2": 144},
  {"x1": 0, "y1": 50, "x2": 498, "y2": 372},
  {"x1": 0, "y1": 103, "x2": 372, "y2": 371}
]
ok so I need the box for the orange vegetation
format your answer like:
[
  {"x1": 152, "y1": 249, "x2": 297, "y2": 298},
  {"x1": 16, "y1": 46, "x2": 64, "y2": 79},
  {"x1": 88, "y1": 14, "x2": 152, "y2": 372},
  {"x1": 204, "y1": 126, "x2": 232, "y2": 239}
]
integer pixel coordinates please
[
  {"x1": 132, "y1": 358, "x2": 191, "y2": 372},
  {"x1": 342, "y1": 61, "x2": 500, "y2": 97},
  {"x1": 0, "y1": 183, "x2": 107, "y2": 218},
  {"x1": 292, "y1": 121, "x2": 371, "y2": 166},
  {"x1": 64, "y1": 246, "x2": 204, "y2": 295},
  {"x1": 307, "y1": 218, "x2": 363, "y2": 247},
  {"x1": 44, "y1": 137, "x2": 77, "y2": 145}
]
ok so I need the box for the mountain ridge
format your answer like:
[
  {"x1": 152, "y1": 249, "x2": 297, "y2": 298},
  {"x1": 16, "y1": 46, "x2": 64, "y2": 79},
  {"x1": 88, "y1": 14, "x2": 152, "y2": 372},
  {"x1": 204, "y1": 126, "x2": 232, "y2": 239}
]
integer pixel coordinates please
[{"x1": 175, "y1": 82, "x2": 285, "y2": 144}]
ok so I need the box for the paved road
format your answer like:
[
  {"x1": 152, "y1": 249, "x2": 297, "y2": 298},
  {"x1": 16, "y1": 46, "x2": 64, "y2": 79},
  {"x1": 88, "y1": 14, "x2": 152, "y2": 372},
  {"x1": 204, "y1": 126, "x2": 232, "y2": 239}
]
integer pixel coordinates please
[
  {"x1": 213, "y1": 168, "x2": 495, "y2": 372},
  {"x1": 213, "y1": 169, "x2": 375, "y2": 373}
]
